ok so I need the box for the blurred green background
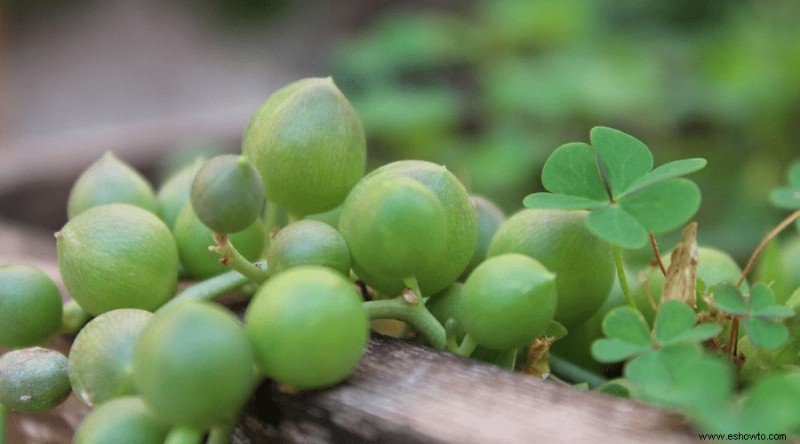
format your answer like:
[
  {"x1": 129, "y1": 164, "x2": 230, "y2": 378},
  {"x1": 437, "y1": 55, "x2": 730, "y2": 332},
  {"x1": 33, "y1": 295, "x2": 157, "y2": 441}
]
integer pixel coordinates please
[
  {"x1": 4, "y1": 0, "x2": 800, "y2": 263},
  {"x1": 330, "y1": 0, "x2": 800, "y2": 262}
]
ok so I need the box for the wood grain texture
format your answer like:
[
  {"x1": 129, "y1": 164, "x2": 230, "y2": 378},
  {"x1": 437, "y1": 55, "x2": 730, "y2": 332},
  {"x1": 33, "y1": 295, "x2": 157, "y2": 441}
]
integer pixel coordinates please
[{"x1": 234, "y1": 334, "x2": 697, "y2": 444}]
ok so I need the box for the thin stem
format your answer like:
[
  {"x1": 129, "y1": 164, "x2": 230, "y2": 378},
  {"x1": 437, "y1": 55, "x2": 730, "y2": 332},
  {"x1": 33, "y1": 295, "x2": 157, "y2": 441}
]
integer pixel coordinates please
[
  {"x1": 211, "y1": 232, "x2": 269, "y2": 284},
  {"x1": 261, "y1": 201, "x2": 281, "y2": 257},
  {"x1": 728, "y1": 209, "x2": 800, "y2": 358},
  {"x1": 159, "y1": 262, "x2": 264, "y2": 312},
  {"x1": 456, "y1": 333, "x2": 478, "y2": 357},
  {"x1": 164, "y1": 426, "x2": 203, "y2": 444},
  {"x1": 364, "y1": 296, "x2": 446, "y2": 349},
  {"x1": 613, "y1": 244, "x2": 636, "y2": 309},
  {"x1": 0, "y1": 403, "x2": 7, "y2": 444},
  {"x1": 649, "y1": 232, "x2": 667, "y2": 276},
  {"x1": 737, "y1": 209, "x2": 800, "y2": 288},
  {"x1": 207, "y1": 423, "x2": 235, "y2": 444},
  {"x1": 548, "y1": 355, "x2": 607, "y2": 389}
]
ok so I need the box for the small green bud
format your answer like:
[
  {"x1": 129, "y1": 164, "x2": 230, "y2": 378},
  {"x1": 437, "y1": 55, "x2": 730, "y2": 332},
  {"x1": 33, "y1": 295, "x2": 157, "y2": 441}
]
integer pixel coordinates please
[
  {"x1": 156, "y1": 157, "x2": 204, "y2": 230},
  {"x1": 191, "y1": 155, "x2": 265, "y2": 233},
  {"x1": 0, "y1": 264, "x2": 63, "y2": 348},
  {"x1": 242, "y1": 77, "x2": 366, "y2": 217},
  {"x1": 67, "y1": 152, "x2": 157, "y2": 219},
  {"x1": 74, "y1": 396, "x2": 170, "y2": 444},
  {"x1": 267, "y1": 220, "x2": 350, "y2": 277},
  {"x1": 0, "y1": 347, "x2": 71, "y2": 413}
]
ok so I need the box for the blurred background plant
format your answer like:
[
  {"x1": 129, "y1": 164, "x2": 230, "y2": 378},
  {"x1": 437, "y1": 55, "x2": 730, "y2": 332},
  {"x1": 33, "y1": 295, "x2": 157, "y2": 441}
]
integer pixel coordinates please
[
  {"x1": 331, "y1": 0, "x2": 800, "y2": 262},
  {"x1": 3, "y1": 0, "x2": 800, "y2": 263}
]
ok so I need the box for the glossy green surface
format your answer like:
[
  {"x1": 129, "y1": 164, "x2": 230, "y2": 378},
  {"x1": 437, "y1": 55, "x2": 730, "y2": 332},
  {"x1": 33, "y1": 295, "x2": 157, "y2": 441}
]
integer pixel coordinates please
[{"x1": 0, "y1": 264, "x2": 63, "y2": 348}]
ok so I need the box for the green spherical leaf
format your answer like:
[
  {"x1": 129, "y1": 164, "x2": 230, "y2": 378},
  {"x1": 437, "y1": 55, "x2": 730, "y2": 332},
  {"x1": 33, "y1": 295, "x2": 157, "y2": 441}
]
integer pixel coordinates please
[
  {"x1": 459, "y1": 254, "x2": 557, "y2": 351},
  {"x1": 68, "y1": 152, "x2": 157, "y2": 219},
  {"x1": 267, "y1": 220, "x2": 350, "y2": 276},
  {"x1": 156, "y1": 158, "x2": 203, "y2": 229},
  {"x1": 173, "y1": 204, "x2": 265, "y2": 279},
  {"x1": 0, "y1": 264, "x2": 63, "y2": 348},
  {"x1": 463, "y1": 195, "x2": 506, "y2": 277},
  {"x1": 68, "y1": 309, "x2": 153, "y2": 407},
  {"x1": 488, "y1": 209, "x2": 615, "y2": 328},
  {"x1": 74, "y1": 396, "x2": 170, "y2": 444},
  {"x1": 57, "y1": 204, "x2": 178, "y2": 316},
  {"x1": 133, "y1": 302, "x2": 255, "y2": 429},
  {"x1": 0, "y1": 347, "x2": 70, "y2": 413},
  {"x1": 342, "y1": 160, "x2": 476, "y2": 295},
  {"x1": 244, "y1": 266, "x2": 369, "y2": 389},
  {"x1": 340, "y1": 177, "x2": 447, "y2": 279},
  {"x1": 191, "y1": 155, "x2": 265, "y2": 233},
  {"x1": 242, "y1": 77, "x2": 366, "y2": 216}
]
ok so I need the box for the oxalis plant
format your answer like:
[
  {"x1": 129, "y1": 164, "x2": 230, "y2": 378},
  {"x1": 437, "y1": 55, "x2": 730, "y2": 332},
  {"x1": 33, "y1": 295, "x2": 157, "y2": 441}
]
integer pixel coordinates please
[{"x1": 1, "y1": 77, "x2": 800, "y2": 443}]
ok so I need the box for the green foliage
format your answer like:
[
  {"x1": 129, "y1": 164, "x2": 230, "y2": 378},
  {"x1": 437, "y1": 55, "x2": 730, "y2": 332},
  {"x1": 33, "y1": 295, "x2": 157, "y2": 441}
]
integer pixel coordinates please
[
  {"x1": 769, "y1": 161, "x2": 800, "y2": 210},
  {"x1": 524, "y1": 127, "x2": 705, "y2": 248},
  {"x1": 712, "y1": 284, "x2": 794, "y2": 350},
  {"x1": 591, "y1": 301, "x2": 721, "y2": 363}
]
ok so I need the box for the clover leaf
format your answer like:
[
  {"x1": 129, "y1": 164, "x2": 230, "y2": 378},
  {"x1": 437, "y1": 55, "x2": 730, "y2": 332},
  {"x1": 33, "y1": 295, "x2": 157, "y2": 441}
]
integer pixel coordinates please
[
  {"x1": 693, "y1": 371, "x2": 800, "y2": 435},
  {"x1": 524, "y1": 127, "x2": 706, "y2": 248},
  {"x1": 712, "y1": 283, "x2": 794, "y2": 350},
  {"x1": 769, "y1": 160, "x2": 800, "y2": 210},
  {"x1": 624, "y1": 342, "x2": 733, "y2": 411},
  {"x1": 591, "y1": 301, "x2": 721, "y2": 363}
]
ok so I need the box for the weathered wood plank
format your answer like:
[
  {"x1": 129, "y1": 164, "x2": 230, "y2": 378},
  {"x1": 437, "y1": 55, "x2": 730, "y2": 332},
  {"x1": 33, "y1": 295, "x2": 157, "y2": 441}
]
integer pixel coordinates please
[{"x1": 234, "y1": 334, "x2": 696, "y2": 444}]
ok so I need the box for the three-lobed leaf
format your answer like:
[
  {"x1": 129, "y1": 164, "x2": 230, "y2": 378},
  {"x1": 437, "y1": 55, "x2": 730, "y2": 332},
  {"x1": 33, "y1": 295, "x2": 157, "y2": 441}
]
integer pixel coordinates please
[
  {"x1": 712, "y1": 283, "x2": 794, "y2": 350},
  {"x1": 526, "y1": 126, "x2": 706, "y2": 249},
  {"x1": 769, "y1": 160, "x2": 800, "y2": 210},
  {"x1": 653, "y1": 301, "x2": 721, "y2": 347}
]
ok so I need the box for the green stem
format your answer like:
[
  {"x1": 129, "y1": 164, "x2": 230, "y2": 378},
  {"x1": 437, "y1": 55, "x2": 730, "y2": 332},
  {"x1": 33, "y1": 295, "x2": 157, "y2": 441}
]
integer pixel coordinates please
[
  {"x1": 207, "y1": 423, "x2": 235, "y2": 444},
  {"x1": 159, "y1": 261, "x2": 265, "y2": 312},
  {"x1": 211, "y1": 232, "x2": 269, "y2": 284},
  {"x1": 456, "y1": 333, "x2": 478, "y2": 357},
  {"x1": 164, "y1": 425, "x2": 203, "y2": 444},
  {"x1": 548, "y1": 355, "x2": 607, "y2": 389},
  {"x1": 0, "y1": 403, "x2": 7, "y2": 444},
  {"x1": 613, "y1": 244, "x2": 636, "y2": 309},
  {"x1": 363, "y1": 296, "x2": 446, "y2": 349},
  {"x1": 444, "y1": 318, "x2": 460, "y2": 353}
]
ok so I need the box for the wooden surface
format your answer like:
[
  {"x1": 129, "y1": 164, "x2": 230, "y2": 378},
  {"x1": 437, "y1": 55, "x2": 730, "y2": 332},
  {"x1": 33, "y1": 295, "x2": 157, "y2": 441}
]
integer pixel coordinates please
[{"x1": 0, "y1": 222, "x2": 698, "y2": 444}]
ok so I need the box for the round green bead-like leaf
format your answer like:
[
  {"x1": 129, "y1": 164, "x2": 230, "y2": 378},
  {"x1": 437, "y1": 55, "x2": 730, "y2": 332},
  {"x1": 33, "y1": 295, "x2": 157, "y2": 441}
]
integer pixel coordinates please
[
  {"x1": 68, "y1": 309, "x2": 152, "y2": 407},
  {"x1": 267, "y1": 219, "x2": 350, "y2": 277},
  {"x1": 244, "y1": 266, "x2": 368, "y2": 389},
  {"x1": 0, "y1": 264, "x2": 63, "y2": 348},
  {"x1": 459, "y1": 254, "x2": 557, "y2": 351},
  {"x1": 57, "y1": 204, "x2": 178, "y2": 316},
  {"x1": 590, "y1": 126, "x2": 653, "y2": 198},
  {"x1": 0, "y1": 347, "x2": 70, "y2": 413},
  {"x1": 173, "y1": 204, "x2": 265, "y2": 279},
  {"x1": 342, "y1": 160, "x2": 476, "y2": 296},
  {"x1": 541, "y1": 142, "x2": 608, "y2": 202},
  {"x1": 74, "y1": 396, "x2": 170, "y2": 444},
  {"x1": 67, "y1": 152, "x2": 157, "y2": 219},
  {"x1": 191, "y1": 155, "x2": 265, "y2": 233},
  {"x1": 340, "y1": 177, "x2": 447, "y2": 279},
  {"x1": 242, "y1": 77, "x2": 366, "y2": 217},
  {"x1": 156, "y1": 158, "x2": 203, "y2": 230},
  {"x1": 586, "y1": 205, "x2": 648, "y2": 249},
  {"x1": 619, "y1": 178, "x2": 701, "y2": 234},
  {"x1": 133, "y1": 302, "x2": 255, "y2": 429},
  {"x1": 463, "y1": 195, "x2": 506, "y2": 277}
]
